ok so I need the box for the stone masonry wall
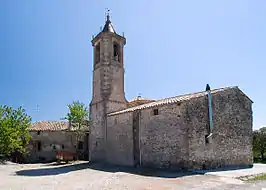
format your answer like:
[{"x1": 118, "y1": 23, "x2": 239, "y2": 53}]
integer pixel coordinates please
[
  {"x1": 103, "y1": 87, "x2": 252, "y2": 170},
  {"x1": 89, "y1": 102, "x2": 105, "y2": 161},
  {"x1": 186, "y1": 88, "x2": 253, "y2": 170},
  {"x1": 106, "y1": 112, "x2": 134, "y2": 166},
  {"x1": 139, "y1": 103, "x2": 189, "y2": 169},
  {"x1": 136, "y1": 87, "x2": 252, "y2": 170},
  {"x1": 26, "y1": 131, "x2": 77, "y2": 163},
  {"x1": 89, "y1": 100, "x2": 128, "y2": 162}
]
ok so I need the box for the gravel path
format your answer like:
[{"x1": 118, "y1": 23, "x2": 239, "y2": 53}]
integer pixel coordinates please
[{"x1": 1, "y1": 162, "x2": 266, "y2": 190}]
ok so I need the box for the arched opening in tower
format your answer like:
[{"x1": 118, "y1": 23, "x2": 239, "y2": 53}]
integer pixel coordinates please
[
  {"x1": 113, "y1": 42, "x2": 120, "y2": 62},
  {"x1": 95, "y1": 44, "x2": 100, "y2": 64}
]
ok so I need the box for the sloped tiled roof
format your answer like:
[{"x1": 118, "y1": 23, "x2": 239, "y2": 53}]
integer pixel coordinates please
[
  {"x1": 108, "y1": 86, "x2": 237, "y2": 116},
  {"x1": 29, "y1": 121, "x2": 69, "y2": 131}
]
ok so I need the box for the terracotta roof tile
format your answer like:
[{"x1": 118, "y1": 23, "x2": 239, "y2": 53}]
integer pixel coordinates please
[
  {"x1": 29, "y1": 121, "x2": 69, "y2": 131},
  {"x1": 128, "y1": 96, "x2": 153, "y2": 102},
  {"x1": 108, "y1": 86, "x2": 237, "y2": 116}
]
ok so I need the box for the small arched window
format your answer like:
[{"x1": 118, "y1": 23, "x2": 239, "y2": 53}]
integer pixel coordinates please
[
  {"x1": 95, "y1": 44, "x2": 100, "y2": 64},
  {"x1": 113, "y1": 42, "x2": 120, "y2": 62}
]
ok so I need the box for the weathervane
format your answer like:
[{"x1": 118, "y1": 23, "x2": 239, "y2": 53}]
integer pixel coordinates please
[{"x1": 105, "y1": 8, "x2": 110, "y2": 20}]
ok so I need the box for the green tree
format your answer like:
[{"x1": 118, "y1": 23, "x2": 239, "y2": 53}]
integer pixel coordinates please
[
  {"x1": 253, "y1": 127, "x2": 266, "y2": 160},
  {"x1": 64, "y1": 101, "x2": 90, "y2": 159},
  {"x1": 0, "y1": 105, "x2": 32, "y2": 160},
  {"x1": 65, "y1": 101, "x2": 89, "y2": 128}
]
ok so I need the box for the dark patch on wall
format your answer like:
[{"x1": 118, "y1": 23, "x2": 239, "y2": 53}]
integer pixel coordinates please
[{"x1": 133, "y1": 110, "x2": 140, "y2": 167}]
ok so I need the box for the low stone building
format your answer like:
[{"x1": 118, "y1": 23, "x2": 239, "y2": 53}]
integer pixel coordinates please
[
  {"x1": 26, "y1": 121, "x2": 89, "y2": 163},
  {"x1": 106, "y1": 86, "x2": 253, "y2": 170}
]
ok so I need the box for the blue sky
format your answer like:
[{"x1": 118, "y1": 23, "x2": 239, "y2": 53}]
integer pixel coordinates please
[{"x1": 0, "y1": 1, "x2": 265, "y2": 129}]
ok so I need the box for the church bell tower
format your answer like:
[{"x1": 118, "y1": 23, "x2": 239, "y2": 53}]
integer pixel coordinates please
[{"x1": 89, "y1": 12, "x2": 127, "y2": 161}]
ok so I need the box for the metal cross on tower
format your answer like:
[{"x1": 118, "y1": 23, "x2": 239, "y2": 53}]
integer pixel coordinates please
[{"x1": 105, "y1": 8, "x2": 110, "y2": 18}]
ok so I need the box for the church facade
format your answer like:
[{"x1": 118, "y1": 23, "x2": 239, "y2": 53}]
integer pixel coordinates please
[{"x1": 89, "y1": 14, "x2": 253, "y2": 170}]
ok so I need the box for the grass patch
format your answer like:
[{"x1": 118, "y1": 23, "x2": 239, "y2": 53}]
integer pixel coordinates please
[{"x1": 248, "y1": 174, "x2": 266, "y2": 181}]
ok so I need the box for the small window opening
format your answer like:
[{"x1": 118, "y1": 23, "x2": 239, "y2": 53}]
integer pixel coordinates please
[
  {"x1": 62, "y1": 145, "x2": 64, "y2": 149},
  {"x1": 37, "y1": 131, "x2": 40, "y2": 135},
  {"x1": 153, "y1": 109, "x2": 159, "y2": 115},
  {"x1": 53, "y1": 145, "x2": 56, "y2": 150},
  {"x1": 95, "y1": 44, "x2": 100, "y2": 63},
  {"x1": 177, "y1": 102, "x2": 181, "y2": 106},
  {"x1": 78, "y1": 141, "x2": 84, "y2": 150},
  {"x1": 113, "y1": 43, "x2": 120, "y2": 62},
  {"x1": 205, "y1": 135, "x2": 209, "y2": 144},
  {"x1": 37, "y1": 142, "x2": 41, "y2": 151}
]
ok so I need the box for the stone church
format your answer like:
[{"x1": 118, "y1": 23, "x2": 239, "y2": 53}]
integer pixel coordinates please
[{"x1": 89, "y1": 13, "x2": 253, "y2": 170}]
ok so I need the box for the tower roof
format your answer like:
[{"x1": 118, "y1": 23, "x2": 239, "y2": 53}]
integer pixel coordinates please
[
  {"x1": 102, "y1": 13, "x2": 116, "y2": 33},
  {"x1": 91, "y1": 11, "x2": 126, "y2": 45}
]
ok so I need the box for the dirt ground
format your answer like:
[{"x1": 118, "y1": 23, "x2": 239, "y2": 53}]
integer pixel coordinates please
[{"x1": 1, "y1": 161, "x2": 266, "y2": 190}]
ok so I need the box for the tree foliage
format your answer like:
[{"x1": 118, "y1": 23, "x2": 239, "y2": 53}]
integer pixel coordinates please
[
  {"x1": 65, "y1": 101, "x2": 89, "y2": 129},
  {"x1": 253, "y1": 127, "x2": 266, "y2": 160},
  {"x1": 0, "y1": 105, "x2": 32, "y2": 159},
  {"x1": 65, "y1": 101, "x2": 90, "y2": 139},
  {"x1": 64, "y1": 101, "x2": 90, "y2": 159}
]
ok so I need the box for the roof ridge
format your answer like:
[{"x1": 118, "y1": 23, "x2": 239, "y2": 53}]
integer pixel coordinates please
[
  {"x1": 30, "y1": 120, "x2": 70, "y2": 131},
  {"x1": 158, "y1": 86, "x2": 236, "y2": 102},
  {"x1": 108, "y1": 86, "x2": 237, "y2": 116},
  {"x1": 33, "y1": 120, "x2": 68, "y2": 123}
]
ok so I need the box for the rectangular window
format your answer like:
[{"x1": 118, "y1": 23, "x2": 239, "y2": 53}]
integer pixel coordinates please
[
  {"x1": 153, "y1": 109, "x2": 159, "y2": 115},
  {"x1": 37, "y1": 141, "x2": 41, "y2": 151}
]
